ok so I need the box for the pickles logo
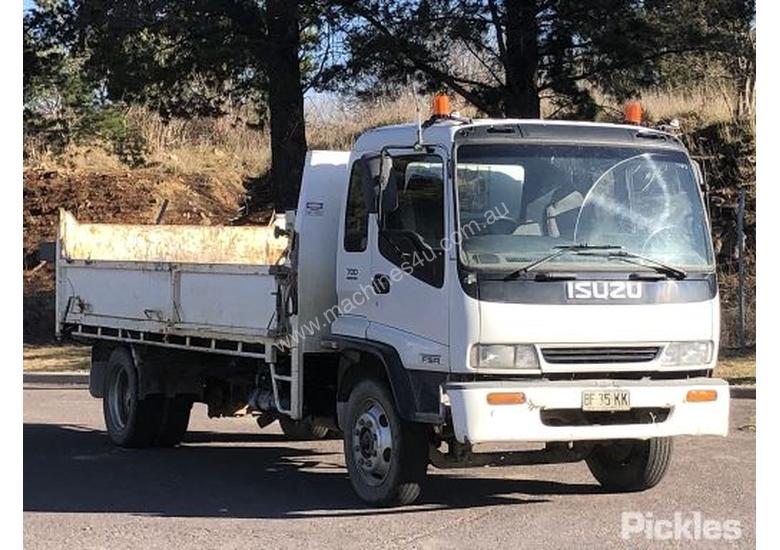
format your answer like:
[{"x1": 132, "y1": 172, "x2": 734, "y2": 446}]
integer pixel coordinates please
[
  {"x1": 566, "y1": 281, "x2": 643, "y2": 300},
  {"x1": 621, "y1": 512, "x2": 742, "y2": 542}
]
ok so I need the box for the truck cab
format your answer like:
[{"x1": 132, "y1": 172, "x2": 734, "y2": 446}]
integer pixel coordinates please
[{"x1": 309, "y1": 116, "x2": 728, "y2": 503}]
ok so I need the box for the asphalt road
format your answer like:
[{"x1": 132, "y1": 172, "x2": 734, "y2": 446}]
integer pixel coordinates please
[{"x1": 24, "y1": 379, "x2": 755, "y2": 549}]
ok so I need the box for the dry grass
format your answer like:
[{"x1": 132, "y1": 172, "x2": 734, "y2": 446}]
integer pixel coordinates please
[
  {"x1": 24, "y1": 93, "x2": 477, "y2": 178},
  {"x1": 714, "y1": 349, "x2": 756, "y2": 385},
  {"x1": 636, "y1": 86, "x2": 737, "y2": 123},
  {"x1": 129, "y1": 107, "x2": 271, "y2": 178},
  {"x1": 584, "y1": 85, "x2": 739, "y2": 126},
  {"x1": 25, "y1": 87, "x2": 742, "y2": 178},
  {"x1": 26, "y1": 107, "x2": 271, "y2": 184},
  {"x1": 27, "y1": 144, "x2": 129, "y2": 173},
  {"x1": 23, "y1": 344, "x2": 91, "y2": 372}
]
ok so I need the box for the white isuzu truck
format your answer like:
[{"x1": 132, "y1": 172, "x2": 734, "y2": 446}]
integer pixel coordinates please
[{"x1": 56, "y1": 103, "x2": 729, "y2": 506}]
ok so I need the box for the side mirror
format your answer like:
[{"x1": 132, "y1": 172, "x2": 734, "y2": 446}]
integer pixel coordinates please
[{"x1": 359, "y1": 152, "x2": 397, "y2": 218}]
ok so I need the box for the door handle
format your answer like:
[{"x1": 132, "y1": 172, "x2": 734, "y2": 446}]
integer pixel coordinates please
[{"x1": 372, "y1": 273, "x2": 391, "y2": 295}]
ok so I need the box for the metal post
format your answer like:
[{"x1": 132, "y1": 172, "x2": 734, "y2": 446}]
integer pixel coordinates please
[
  {"x1": 154, "y1": 199, "x2": 169, "y2": 224},
  {"x1": 736, "y1": 188, "x2": 746, "y2": 350}
]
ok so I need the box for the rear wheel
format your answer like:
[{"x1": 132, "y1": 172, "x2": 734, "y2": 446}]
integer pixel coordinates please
[
  {"x1": 586, "y1": 438, "x2": 672, "y2": 491},
  {"x1": 103, "y1": 347, "x2": 192, "y2": 447},
  {"x1": 278, "y1": 417, "x2": 329, "y2": 440},
  {"x1": 103, "y1": 348, "x2": 164, "y2": 447},
  {"x1": 343, "y1": 378, "x2": 428, "y2": 506},
  {"x1": 155, "y1": 396, "x2": 193, "y2": 447}
]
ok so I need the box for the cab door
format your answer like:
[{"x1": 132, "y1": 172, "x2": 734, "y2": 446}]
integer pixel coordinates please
[
  {"x1": 366, "y1": 154, "x2": 450, "y2": 372},
  {"x1": 333, "y1": 156, "x2": 375, "y2": 338}
]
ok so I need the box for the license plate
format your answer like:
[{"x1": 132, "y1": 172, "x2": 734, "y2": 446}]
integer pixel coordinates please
[{"x1": 582, "y1": 390, "x2": 631, "y2": 411}]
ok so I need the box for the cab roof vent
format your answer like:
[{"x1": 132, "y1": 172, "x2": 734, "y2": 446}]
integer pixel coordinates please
[
  {"x1": 634, "y1": 131, "x2": 669, "y2": 141},
  {"x1": 485, "y1": 125, "x2": 520, "y2": 135}
]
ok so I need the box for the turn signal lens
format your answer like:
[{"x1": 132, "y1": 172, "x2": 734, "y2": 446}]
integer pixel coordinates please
[
  {"x1": 686, "y1": 389, "x2": 718, "y2": 402},
  {"x1": 486, "y1": 392, "x2": 526, "y2": 405}
]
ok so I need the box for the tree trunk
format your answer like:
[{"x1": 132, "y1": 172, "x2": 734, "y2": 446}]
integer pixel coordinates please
[
  {"x1": 503, "y1": 0, "x2": 540, "y2": 118},
  {"x1": 267, "y1": 0, "x2": 307, "y2": 210}
]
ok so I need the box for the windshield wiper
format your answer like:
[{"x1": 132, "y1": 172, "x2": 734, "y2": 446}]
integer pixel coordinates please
[
  {"x1": 503, "y1": 244, "x2": 623, "y2": 281},
  {"x1": 597, "y1": 250, "x2": 688, "y2": 280},
  {"x1": 503, "y1": 245, "x2": 687, "y2": 281}
]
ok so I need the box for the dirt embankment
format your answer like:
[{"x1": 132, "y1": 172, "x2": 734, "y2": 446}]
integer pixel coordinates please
[{"x1": 23, "y1": 168, "x2": 248, "y2": 344}]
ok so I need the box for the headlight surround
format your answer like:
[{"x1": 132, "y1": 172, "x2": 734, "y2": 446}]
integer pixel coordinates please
[
  {"x1": 470, "y1": 344, "x2": 540, "y2": 370},
  {"x1": 660, "y1": 341, "x2": 713, "y2": 366}
]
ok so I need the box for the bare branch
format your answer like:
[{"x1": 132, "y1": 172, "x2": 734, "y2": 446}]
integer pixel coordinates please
[
  {"x1": 339, "y1": 1, "x2": 494, "y2": 112},
  {"x1": 487, "y1": 0, "x2": 506, "y2": 62}
]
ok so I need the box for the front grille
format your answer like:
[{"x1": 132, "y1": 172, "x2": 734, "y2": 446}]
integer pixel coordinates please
[{"x1": 541, "y1": 346, "x2": 660, "y2": 364}]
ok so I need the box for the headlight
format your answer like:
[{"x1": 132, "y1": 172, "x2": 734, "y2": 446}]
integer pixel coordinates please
[
  {"x1": 660, "y1": 341, "x2": 713, "y2": 366},
  {"x1": 470, "y1": 344, "x2": 540, "y2": 370}
]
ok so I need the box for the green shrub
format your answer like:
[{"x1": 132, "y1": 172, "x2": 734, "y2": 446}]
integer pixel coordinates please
[{"x1": 76, "y1": 107, "x2": 149, "y2": 167}]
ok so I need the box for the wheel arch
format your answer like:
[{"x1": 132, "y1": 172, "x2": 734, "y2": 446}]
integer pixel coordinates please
[{"x1": 333, "y1": 337, "x2": 445, "y2": 429}]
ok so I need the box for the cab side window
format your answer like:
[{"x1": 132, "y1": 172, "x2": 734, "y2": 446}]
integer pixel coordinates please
[
  {"x1": 379, "y1": 157, "x2": 445, "y2": 287},
  {"x1": 344, "y1": 162, "x2": 368, "y2": 252}
]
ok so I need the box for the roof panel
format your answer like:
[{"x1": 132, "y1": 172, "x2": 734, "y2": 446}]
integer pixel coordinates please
[{"x1": 353, "y1": 118, "x2": 683, "y2": 153}]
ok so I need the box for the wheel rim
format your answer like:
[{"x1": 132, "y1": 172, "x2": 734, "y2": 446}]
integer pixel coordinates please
[
  {"x1": 351, "y1": 398, "x2": 393, "y2": 486},
  {"x1": 109, "y1": 368, "x2": 132, "y2": 429}
]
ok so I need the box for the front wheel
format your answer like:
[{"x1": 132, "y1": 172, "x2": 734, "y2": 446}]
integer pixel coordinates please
[
  {"x1": 343, "y1": 379, "x2": 428, "y2": 506},
  {"x1": 586, "y1": 438, "x2": 673, "y2": 492}
]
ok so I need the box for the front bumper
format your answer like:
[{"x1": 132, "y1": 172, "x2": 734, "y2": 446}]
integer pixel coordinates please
[{"x1": 444, "y1": 377, "x2": 729, "y2": 444}]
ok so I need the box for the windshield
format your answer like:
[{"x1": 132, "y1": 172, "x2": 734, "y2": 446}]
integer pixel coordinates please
[{"x1": 455, "y1": 143, "x2": 714, "y2": 272}]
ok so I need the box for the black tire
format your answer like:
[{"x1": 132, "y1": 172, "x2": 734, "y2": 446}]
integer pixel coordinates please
[
  {"x1": 586, "y1": 438, "x2": 673, "y2": 492},
  {"x1": 343, "y1": 378, "x2": 428, "y2": 506},
  {"x1": 278, "y1": 417, "x2": 330, "y2": 440},
  {"x1": 102, "y1": 347, "x2": 165, "y2": 448},
  {"x1": 155, "y1": 396, "x2": 193, "y2": 447}
]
